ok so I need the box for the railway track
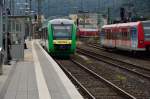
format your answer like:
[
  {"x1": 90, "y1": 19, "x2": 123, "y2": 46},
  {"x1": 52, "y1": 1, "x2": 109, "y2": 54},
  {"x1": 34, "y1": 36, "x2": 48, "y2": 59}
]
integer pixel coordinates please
[
  {"x1": 88, "y1": 43, "x2": 150, "y2": 59},
  {"x1": 77, "y1": 47, "x2": 150, "y2": 80},
  {"x1": 88, "y1": 43, "x2": 100, "y2": 49},
  {"x1": 56, "y1": 59, "x2": 136, "y2": 99},
  {"x1": 87, "y1": 43, "x2": 108, "y2": 51}
]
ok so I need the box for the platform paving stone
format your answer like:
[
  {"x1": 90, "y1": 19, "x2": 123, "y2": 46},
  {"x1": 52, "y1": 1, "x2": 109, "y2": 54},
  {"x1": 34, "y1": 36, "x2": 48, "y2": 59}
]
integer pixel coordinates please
[
  {"x1": 34, "y1": 43, "x2": 72, "y2": 99},
  {"x1": 3, "y1": 62, "x2": 39, "y2": 99},
  {"x1": 3, "y1": 42, "x2": 39, "y2": 99},
  {"x1": 0, "y1": 41, "x2": 83, "y2": 99}
]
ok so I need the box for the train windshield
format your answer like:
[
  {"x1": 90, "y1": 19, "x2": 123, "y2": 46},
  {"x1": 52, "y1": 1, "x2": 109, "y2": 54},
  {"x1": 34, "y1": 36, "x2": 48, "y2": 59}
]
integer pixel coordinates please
[
  {"x1": 142, "y1": 21, "x2": 150, "y2": 41},
  {"x1": 52, "y1": 25, "x2": 72, "y2": 40}
]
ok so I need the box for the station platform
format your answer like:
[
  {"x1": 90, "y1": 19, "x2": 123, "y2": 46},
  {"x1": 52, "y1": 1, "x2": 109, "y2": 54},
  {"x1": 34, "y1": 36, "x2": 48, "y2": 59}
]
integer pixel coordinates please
[{"x1": 0, "y1": 40, "x2": 83, "y2": 99}]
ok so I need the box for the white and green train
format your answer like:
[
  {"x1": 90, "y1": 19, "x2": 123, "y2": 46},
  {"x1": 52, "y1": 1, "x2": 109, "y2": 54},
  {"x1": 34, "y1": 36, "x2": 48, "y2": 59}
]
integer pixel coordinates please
[{"x1": 40, "y1": 19, "x2": 77, "y2": 57}]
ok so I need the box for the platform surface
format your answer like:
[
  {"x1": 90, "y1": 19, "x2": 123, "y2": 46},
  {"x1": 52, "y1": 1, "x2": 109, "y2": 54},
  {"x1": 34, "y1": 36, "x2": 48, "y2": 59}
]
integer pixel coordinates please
[{"x1": 0, "y1": 40, "x2": 83, "y2": 99}]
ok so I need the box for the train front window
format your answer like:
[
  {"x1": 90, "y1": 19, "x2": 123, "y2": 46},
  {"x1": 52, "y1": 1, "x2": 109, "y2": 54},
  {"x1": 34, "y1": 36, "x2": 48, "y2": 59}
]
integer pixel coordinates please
[{"x1": 52, "y1": 25, "x2": 72, "y2": 40}]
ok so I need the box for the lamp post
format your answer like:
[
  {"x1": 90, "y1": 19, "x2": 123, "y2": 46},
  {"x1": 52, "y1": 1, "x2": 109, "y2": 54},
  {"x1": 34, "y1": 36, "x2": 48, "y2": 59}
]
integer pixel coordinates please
[
  {"x1": 97, "y1": 0, "x2": 101, "y2": 27},
  {"x1": 107, "y1": 7, "x2": 110, "y2": 24},
  {"x1": 29, "y1": 0, "x2": 32, "y2": 40},
  {"x1": 0, "y1": 0, "x2": 3, "y2": 75},
  {"x1": 4, "y1": 0, "x2": 9, "y2": 65},
  {"x1": 0, "y1": 1, "x2": 3, "y2": 48}
]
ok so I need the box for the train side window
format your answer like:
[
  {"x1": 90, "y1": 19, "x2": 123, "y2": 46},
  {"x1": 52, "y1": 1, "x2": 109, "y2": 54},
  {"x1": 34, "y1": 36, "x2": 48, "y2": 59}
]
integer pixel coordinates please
[
  {"x1": 106, "y1": 32, "x2": 108, "y2": 39},
  {"x1": 127, "y1": 32, "x2": 130, "y2": 40},
  {"x1": 124, "y1": 32, "x2": 126, "y2": 40},
  {"x1": 106, "y1": 32, "x2": 109, "y2": 39},
  {"x1": 112, "y1": 32, "x2": 114, "y2": 39},
  {"x1": 110, "y1": 32, "x2": 111, "y2": 39},
  {"x1": 104, "y1": 31, "x2": 106, "y2": 39},
  {"x1": 117, "y1": 32, "x2": 119, "y2": 40},
  {"x1": 114, "y1": 32, "x2": 116, "y2": 39},
  {"x1": 126, "y1": 32, "x2": 127, "y2": 40},
  {"x1": 118, "y1": 32, "x2": 120, "y2": 40},
  {"x1": 111, "y1": 32, "x2": 113, "y2": 39},
  {"x1": 112, "y1": 29, "x2": 114, "y2": 39},
  {"x1": 125, "y1": 32, "x2": 127, "y2": 40},
  {"x1": 120, "y1": 32, "x2": 122, "y2": 40},
  {"x1": 103, "y1": 30, "x2": 106, "y2": 39},
  {"x1": 117, "y1": 32, "x2": 120, "y2": 40},
  {"x1": 123, "y1": 32, "x2": 125, "y2": 40},
  {"x1": 122, "y1": 32, "x2": 124, "y2": 40},
  {"x1": 126, "y1": 32, "x2": 128, "y2": 40},
  {"x1": 121, "y1": 32, "x2": 123, "y2": 40},
  {"x1": 108, "y1": 32, "x2": 110, "y2": 39},
  {"x1": 119, "y1": 32, "x2": 122, "y2": 40},
  {"x1": 116, "y1": 32, "x2": 118, "y2": 40},
  {"x1": 121, "y1": 32, "x2": 122, "y2": 40},
  {"x1": 118, "y1": 32, "x2": 121, "y2": 40}
]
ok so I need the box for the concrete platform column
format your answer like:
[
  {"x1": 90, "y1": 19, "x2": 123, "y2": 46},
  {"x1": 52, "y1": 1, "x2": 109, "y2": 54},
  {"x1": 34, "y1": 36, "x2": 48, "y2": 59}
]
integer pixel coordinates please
[
  {"x1": 0, "y1": 52, "x2": 3, "y2": 75},
  {"x1": 0, "y1": 1, "x2": 3, "y2": 75}
]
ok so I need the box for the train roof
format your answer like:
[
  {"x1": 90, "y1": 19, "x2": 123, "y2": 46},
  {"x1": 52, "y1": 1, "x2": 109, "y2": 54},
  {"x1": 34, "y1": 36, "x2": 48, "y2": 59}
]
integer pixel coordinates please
[
  {"x1": 49, "y1": 19, "x2": 74, "y2": 24},
  {"x1": 102, "y1": 21, "x2": 141, "y2": 29},
  {"x1": 141, "y1": 20, "x2": 150, "y2": 23}
]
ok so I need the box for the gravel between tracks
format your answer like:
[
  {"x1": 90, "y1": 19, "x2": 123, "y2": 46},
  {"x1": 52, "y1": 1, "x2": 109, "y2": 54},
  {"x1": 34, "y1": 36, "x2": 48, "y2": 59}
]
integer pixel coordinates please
[
  {"x1": 78, "y1": 42, "x2": 150, "y2": 70},
  {"x1": 72, "y1": 53, "x2": 150, "y2": 99},
  {"x1": 57, "y1": 60, "x2": 127, "y2": 99}
]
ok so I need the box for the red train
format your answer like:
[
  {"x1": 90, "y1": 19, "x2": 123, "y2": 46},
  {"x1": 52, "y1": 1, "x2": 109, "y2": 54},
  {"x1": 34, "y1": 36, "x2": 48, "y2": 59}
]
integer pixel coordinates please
[
  {"x1": 100, "y1": 21, "x2": 150, "y2": 51},
  {"x1": 77, "y1": 25, "x2": 99, "y2": 37}
]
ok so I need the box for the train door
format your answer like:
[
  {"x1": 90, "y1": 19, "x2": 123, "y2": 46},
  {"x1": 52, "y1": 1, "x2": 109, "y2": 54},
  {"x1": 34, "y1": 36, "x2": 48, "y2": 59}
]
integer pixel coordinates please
[
  {"x1": 112, "y1": 29, "x2": 116, "y2": 48},
  {"x1": 100, "y1": 29, "x2": 105, "y2": 46},
  {"x1": 131, "y1": 27, "x2": 138, "y2": 49}
]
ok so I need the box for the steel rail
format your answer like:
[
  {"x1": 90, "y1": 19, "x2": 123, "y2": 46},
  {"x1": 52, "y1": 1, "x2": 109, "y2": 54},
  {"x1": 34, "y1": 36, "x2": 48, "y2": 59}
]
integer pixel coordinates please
[
  {"x1": 71, "y1": 59, "x2": 136, "y2": 99},
  {"x1": 55, "y1": 60, "x2": 95, "y2": 99},
  {"x1": 77, "y1": 48, "x2": 150, "y2": 80},
  {"x1": 79, "y1": 46, "x2": 150, "y2": 72}
]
